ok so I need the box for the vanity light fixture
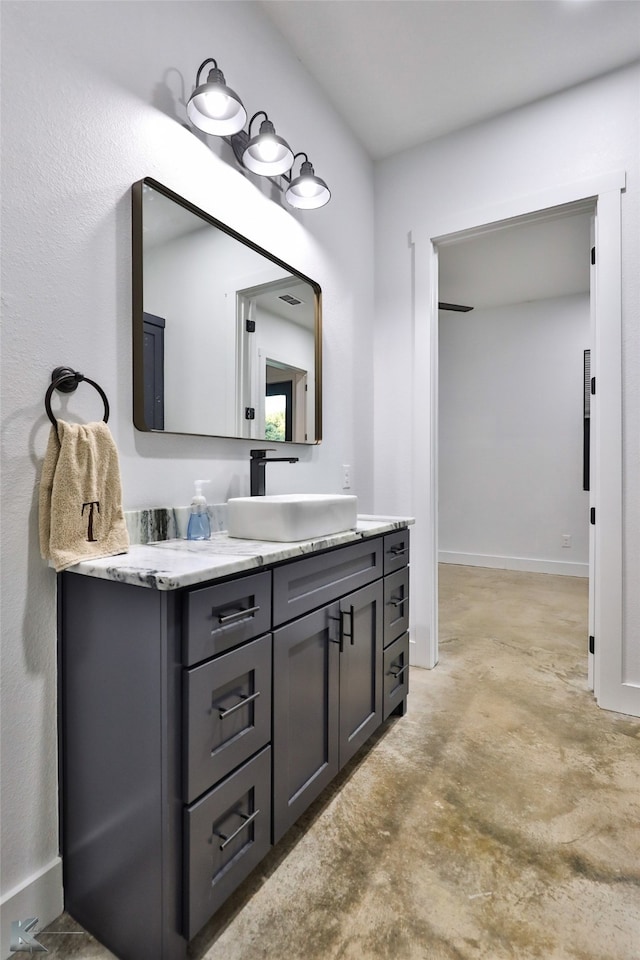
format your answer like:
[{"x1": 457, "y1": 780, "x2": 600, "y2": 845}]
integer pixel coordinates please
[
  {"x1": 241, "y1": 111, "x2": 294, "y2": 177},
  {"x1": 186, "y1": 58, "x2": 247, "y2": 136},
  {"x1": 285, "y1": 153, "x2": 331, "y2": 210},
  {"x1": 186, "y1": 58, "x2": 331, "y2": 208}
]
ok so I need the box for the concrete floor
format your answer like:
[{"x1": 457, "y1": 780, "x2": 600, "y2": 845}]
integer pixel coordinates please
[{"x1": 42, "y1": 565, "x2": 640, "y2": 959}]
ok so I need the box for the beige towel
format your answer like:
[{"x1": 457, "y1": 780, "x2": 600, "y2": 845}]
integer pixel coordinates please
[{"x1": 39, "y1": 420, "x2": 129, "y2": 572}]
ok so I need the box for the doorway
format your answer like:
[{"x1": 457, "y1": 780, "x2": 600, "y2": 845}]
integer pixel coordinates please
[
  {"x1": 436, "y1": 208, "x2": 592, "y2": 686},
  {"x1": 236, "y1": 278, "x2": 316, "y2": 442},
  {"x1": 266, "y1": 377, "x2": 293, "y2": 441},
  {"x1": 408, "y1": 172, "x2": 636, "y2": 716}
]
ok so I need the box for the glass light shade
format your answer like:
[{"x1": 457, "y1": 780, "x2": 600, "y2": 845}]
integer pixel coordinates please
[
  {"x1": 187, "y1": 67, "x2": 246, "y2": 136},
  {"x1": 285, "y1": 161, "x2": 331, "y2": 209},
  {"x1": 242, "y1": 119, "x2": 294, "y2": 176}
]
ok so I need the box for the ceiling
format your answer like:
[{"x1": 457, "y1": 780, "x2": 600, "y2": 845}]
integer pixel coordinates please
[
  {"x1": 255, "y1": 279, "x2": 315, "y2": 329},
  {"x1": 261, "y1": 0, "x2": 640, "y2": 160},
  {"x1": 142, "y1": 183, "x2": 315, "y2": 325},
  {"x1": 438, "y1": 208, "x2": 592, "y2": 310},
  {"x1": 261, "y1": 1, "x2": 631, "y2": 308}
]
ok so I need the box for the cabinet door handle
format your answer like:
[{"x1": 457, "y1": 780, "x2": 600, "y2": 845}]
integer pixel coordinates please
[
  {"x1": 342, "y1": 606, "x2": 355, "y2": 645},
  {"x1": 215, "y1": 604, "x2": 260, "y2": 627},
  {"x1": 215, "y1": 809, "x2": 260, "y2": 851},
  {"x1": 218, "y1": 690, "x2": 261, "y2": 719},
  {"x1": 390, "y1": 596, "x2": 407, "y2": 608},
  {"x1": 389, "y1": 663, "x2": 409, "y2": 679},
  {"x1": 328, "y1": 615, "x2": 343, "y2": 652},
  {"x1": 389, "y1": 545, "x2": 407, "y2": 556}
]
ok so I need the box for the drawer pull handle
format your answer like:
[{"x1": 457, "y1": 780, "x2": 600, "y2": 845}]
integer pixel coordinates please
[
  {"x1": 389, "y1": 663, "x2": 409, "y2": 679},
  {"x1": 389, "y1": 546, "x2": 407, "y2": 556},
  {"x1": 215, "y1": 604, "x2": 260, "y2": 627},
  {"x1": 215, "y1": 809, "x2": 260, "y2": 851},
  {"x1": 218, "y1": 690, "x2": 261, "y2": 719},
  {"x1": 390, "y1": 596, "x2": 407, "y2": 608}
]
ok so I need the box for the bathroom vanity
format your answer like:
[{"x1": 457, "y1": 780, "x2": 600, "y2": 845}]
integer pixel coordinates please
[{"x1": 58, "y1": 518, "x2": 411, "y2": 960}]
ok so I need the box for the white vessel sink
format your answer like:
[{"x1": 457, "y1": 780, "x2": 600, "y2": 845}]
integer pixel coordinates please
[{"x1": 227, "y1": 494, "x2": 358, "y2": 542}]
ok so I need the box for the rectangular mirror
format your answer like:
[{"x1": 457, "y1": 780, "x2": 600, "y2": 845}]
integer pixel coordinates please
[{"x1": 132, "y1": 178, "x2": 322, "y2": 443}]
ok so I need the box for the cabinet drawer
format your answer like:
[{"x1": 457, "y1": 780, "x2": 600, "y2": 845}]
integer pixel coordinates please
[
  {"x1": 273, "y1": 538, "x2": 383, "y2": 626},
  {"x1": 184, "y1": 633, "x2": 272, "y2": 804},
  {"x1": 184, "y1": 746, "x2": 271, "y2": 939},
  {"x1": 383, "y1": 632, "x2": 410, "y2": 720},
  {"x1": 383, "y1": 566, "x2": 410, "y2": 647},
  {"x1": 184, "y1": 571, "x2": 271, "y2": 666},
  {"x1": 383, "y1": 529, "x2": 410, "y2": 574}
]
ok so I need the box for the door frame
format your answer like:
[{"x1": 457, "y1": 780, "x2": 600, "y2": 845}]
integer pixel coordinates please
[{"x1": 409, "y1": 169, "x2": 636, "y2": 715}]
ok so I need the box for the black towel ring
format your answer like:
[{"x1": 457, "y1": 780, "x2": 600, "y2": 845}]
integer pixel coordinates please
[{"x1": 45, "y1": 366, "x2": 110, "y2": 427}]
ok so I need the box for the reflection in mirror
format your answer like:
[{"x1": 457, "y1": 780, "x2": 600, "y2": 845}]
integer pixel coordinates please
[{"x1": 132, "y1": 178, "x2": 321, "y2": 443}]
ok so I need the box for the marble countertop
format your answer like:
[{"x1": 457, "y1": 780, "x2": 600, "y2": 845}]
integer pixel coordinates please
[{"x1": 66, "y1": 516, "x2": 414, "y2": 590}]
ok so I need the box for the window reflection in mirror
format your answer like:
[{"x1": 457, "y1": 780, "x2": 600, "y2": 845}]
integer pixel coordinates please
[{"x1": 132, "y1": 178, "x2": 322, "y2": 443}]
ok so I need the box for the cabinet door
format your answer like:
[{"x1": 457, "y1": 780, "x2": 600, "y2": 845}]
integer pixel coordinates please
[
  {"x1": 272, "y1": 604, "x2": 340, "y2": 843},
  {"x1": 338, "y1": 580, "x2": 383, "y2": 768}
]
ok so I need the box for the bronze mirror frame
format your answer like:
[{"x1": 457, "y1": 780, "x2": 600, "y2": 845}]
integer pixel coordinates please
[{"x1": 131, "y1": 177, "x2": 322, "y2": 443}]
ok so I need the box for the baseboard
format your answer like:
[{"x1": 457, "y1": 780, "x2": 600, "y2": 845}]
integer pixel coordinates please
[
  {"x1": 0, "y1": 858, "x2": 63, "y2": 959},
  {"x1": 439, "y1": 551, "x2": 588, "y2": 578}
]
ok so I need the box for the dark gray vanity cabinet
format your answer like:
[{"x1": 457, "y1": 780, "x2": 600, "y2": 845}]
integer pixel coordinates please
[{"x1": 58, "y1": 528, "x2": 409, "y2": 960}]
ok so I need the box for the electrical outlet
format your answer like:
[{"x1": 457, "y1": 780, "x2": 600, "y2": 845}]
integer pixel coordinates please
[
  {"x1": 562, "y1": 534, "x2": 572, "y2": 549},
  {"x1": 342, "y1": 464, "x2": 351, "y2": 489}
]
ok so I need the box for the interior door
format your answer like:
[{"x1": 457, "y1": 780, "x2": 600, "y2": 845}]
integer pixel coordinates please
[
  {"x1": 142, "y1": 312, "x2": 165, "y2": 430},
  {"x1": 236, "y1": 295, "x2": 260, "y2": 438}
]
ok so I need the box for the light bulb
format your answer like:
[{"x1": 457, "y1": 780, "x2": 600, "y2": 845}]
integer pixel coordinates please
[
  {"x1": 202, "y1": 90, "x2": 229, "y2": 119},
  {"x1": 257, "y1": 137, "x2": 279, "y2": 162},
  {"x1": 297, "y1": 178, "x2": 318, "y2": 198}
]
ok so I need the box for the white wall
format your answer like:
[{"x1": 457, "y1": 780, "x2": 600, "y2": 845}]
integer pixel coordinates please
[
  {"x1": 145, "y1": 229, "x2": 288, "y2": 436},
  {"x1": 439, "y1": 294, "x2": 590, "y2": 575},
  {"x1": 145, "y1": 229, "x2": 238, "y2": 435},
  {"x1": 374, "y1": 63, "x2": 640, "y2": 671},
  {"x1": 0, "y1": 0, "x2": 374, "y2": 943}
]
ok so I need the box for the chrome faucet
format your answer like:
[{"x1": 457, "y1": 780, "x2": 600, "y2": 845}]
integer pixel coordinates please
[{"x1": 250, "y1": 449, "x2": 299, "y2": 497}]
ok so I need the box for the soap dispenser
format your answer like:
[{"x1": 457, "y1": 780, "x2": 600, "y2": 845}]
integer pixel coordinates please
[{"x1": 187, "y1": 480, "x2": 211, "y2": 541}]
